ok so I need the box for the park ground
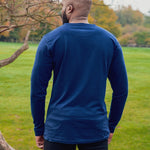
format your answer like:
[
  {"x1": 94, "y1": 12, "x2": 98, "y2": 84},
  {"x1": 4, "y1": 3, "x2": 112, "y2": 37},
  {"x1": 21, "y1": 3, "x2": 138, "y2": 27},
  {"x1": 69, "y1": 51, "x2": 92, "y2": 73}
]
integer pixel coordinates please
[{"x1": 0, "y1": 42, "x2": 150, "y2": 150}]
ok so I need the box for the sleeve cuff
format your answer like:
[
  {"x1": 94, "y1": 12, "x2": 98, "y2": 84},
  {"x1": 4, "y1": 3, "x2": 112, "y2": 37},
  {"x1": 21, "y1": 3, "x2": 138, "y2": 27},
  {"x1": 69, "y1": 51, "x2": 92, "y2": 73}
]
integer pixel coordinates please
[
  {"x1": 109, "y1": 125, "x2": 115, "y2": 133},
  {"x1": 34, "y1": 127, "x2": 44, "y2": 136}
]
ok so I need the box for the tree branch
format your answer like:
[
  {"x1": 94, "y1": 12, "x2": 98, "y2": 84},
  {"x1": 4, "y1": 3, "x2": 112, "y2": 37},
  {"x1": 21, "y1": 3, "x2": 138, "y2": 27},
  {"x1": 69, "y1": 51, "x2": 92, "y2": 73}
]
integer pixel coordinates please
[
  {"x1": 0, "y1": 30, "x2": 31, "y2": 68},
  {"x1": 0, "y1": 25, "x2": 16, "y2": 34},
  {"x1": 0, "y1": 131, "x2": 15, "y2": 150}
]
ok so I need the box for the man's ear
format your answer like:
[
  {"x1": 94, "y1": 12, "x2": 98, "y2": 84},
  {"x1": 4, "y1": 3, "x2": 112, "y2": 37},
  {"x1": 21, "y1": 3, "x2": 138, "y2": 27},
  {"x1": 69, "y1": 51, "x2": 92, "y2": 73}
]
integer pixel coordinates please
[{"x1": 66, "y1": 4, "x2": 74, "y2": 15}]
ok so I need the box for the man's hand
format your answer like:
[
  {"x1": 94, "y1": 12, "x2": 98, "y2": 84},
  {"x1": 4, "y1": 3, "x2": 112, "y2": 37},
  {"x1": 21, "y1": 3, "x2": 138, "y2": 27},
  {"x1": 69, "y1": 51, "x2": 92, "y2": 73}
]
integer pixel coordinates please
[
  {"x1": 108, "y1": 133, "x2": 113, "y2": 144},
  {"x1": 35, "y1": 136, "x2": 44, "y2": 149}
]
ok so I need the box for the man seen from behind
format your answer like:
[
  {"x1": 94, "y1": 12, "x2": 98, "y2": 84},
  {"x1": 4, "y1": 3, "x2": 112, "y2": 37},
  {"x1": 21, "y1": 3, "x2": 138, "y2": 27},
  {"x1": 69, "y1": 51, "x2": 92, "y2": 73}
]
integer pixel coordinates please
[{"x1": 31, "y1": 0, "x2": 128, "y2": 149}]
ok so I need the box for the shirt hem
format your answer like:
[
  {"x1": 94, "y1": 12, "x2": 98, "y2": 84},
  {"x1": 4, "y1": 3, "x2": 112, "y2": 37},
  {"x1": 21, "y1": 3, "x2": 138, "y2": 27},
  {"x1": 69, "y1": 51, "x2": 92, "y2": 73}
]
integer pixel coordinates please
[{"x1": 44, "y1": 135, "x2": 109, "y2": 144}]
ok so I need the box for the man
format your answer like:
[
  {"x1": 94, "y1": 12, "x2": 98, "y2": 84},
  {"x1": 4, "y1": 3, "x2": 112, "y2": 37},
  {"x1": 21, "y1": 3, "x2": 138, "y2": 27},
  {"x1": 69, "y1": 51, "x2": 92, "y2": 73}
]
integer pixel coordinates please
[{"x1": 31, "y1": 0, "x2": 128, "y2": 149}]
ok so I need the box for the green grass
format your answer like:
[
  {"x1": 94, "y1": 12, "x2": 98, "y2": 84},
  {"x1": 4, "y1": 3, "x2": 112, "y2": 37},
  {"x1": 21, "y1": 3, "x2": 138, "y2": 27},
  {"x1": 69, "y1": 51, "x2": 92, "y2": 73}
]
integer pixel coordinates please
[{"x1": 0, "y1": 42, "x2": 150, "y2": 150}]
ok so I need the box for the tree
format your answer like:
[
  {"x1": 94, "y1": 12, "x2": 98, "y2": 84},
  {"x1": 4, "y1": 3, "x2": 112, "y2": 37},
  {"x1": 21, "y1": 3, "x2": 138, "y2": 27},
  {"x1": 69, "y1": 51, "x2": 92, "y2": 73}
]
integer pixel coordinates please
[
  {"x1": 0, "y1": 0, "x2": 61, "y2": 34},
  {"x1": 0, "y1": 30, "x2": 30, "y2": 68},
  {"x1": 118, "y1": 32, "x2": 137, "y2": 47},
  {"x1": 144, "y1": 15, "x2": 150, "y2": 28},
  {"x1": 115, "y1": 6, "x2": 144, "y2": 26},
  {"x1": 121, "y1": 24, "x2": 150, "y2": 35},
  {"x1": 0, "y1": 1, "x2": 61, "y2": 148},
  {"x1": 134, "y1": 31, "x2": 150, "y2": 47},
  {"x1": 0, "y1": 0, "x2": 61, "y2": 68},
  {"x1": 89, "y1": 0, "x2": 121, "y2": 37},
  {"x1": 0, "y1": 131, "x2": 15, "y2": 150}
]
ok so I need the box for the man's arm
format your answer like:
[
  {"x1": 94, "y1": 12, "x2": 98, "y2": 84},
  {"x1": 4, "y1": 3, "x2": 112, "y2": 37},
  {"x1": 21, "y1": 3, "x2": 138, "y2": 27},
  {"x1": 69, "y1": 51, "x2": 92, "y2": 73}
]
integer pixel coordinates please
[
  {"x1": 108, "y1": 44, "x2": 128, "y2": 136},
  {"x1": 31, "y1": 36, "x2": 53, "y2": 148}
]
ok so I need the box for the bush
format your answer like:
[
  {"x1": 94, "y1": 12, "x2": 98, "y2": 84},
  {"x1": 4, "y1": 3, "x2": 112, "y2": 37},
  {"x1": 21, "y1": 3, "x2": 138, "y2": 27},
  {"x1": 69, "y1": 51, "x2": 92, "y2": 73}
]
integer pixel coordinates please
[
  {"x1": 118, "y1": 33, "x2": 136, "y2": 47},
  {"x1": 145, "y1": 38, "x2": 150, "y2": 47},
  {"x1": 134, "y1": 32, "x2": 150, "y2": 47}
]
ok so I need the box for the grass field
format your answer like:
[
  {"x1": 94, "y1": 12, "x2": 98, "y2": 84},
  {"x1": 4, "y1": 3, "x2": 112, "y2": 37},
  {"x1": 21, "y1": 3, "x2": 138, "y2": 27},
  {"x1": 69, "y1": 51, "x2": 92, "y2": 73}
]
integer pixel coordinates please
[{"x1": 0, "y1": 42, "x2": 150, "y2": 150}]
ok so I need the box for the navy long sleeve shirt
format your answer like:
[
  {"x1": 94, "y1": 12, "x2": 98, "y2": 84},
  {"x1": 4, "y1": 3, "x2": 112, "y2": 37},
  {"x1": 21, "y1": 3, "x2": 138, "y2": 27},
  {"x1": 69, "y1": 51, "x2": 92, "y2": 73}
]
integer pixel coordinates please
[{"x1": 31, "y1": 23, "x2": 128, "y2": 144}]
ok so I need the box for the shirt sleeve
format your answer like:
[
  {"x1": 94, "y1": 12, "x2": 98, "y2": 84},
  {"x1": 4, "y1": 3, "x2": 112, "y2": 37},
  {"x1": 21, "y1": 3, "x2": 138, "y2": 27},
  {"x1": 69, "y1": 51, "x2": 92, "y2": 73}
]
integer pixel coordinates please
[
  {"x1": 108, "y1": 43, "x2": 128, "y2": 133},
  {"x1": 30, "y1": 36, "x2": 53, "y2": 136}
]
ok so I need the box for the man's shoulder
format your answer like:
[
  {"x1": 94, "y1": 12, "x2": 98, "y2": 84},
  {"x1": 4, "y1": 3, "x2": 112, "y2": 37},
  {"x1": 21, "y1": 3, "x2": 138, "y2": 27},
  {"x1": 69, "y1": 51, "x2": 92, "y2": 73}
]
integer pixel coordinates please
[
  {"x1": 95, "y1": 25, "x2": 119, "y2": 47},
  {"x1": 45, "y1": 25, "x2": 64, "y2": 39},
  {"x1": 41, "y1": 25, "x2": 65, "y2": 47},
  {"x1": 94, "y1": 25, "x2": 116, "y2": 39}
]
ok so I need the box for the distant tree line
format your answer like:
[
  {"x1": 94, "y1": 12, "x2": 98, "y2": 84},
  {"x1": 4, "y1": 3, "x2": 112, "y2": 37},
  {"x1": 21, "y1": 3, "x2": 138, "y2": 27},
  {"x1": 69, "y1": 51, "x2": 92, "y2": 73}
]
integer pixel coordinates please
[{"x1": 116, "y1": 6, "x2": 150, "y2": 47}]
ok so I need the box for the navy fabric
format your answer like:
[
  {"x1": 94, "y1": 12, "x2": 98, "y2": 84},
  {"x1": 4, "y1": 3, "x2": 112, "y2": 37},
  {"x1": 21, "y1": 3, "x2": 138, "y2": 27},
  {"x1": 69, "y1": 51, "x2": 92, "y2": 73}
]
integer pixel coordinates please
[{"x1": 31, "y1": 23, "x2": 128, "y2": 144}]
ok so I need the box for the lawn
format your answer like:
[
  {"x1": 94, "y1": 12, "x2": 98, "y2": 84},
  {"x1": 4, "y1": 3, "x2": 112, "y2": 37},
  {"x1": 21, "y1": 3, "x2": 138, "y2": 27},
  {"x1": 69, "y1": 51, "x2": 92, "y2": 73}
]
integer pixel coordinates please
[{"x1": 0, "y1": 42, "x2": 150, "y2": 150}]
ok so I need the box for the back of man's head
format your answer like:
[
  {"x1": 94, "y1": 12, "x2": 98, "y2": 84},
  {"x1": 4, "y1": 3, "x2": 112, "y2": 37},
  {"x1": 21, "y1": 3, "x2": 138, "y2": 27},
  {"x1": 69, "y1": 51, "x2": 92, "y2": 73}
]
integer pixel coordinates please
[{"x1": 62, "y1": 0, "x2": 92, "y2": 23}]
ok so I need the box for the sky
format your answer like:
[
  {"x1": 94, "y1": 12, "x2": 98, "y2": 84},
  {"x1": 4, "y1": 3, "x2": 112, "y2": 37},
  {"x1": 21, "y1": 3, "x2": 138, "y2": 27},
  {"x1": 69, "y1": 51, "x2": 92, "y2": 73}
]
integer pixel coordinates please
[{"x1": 103, "y1": 0, "x2": 150, "y2": 15}]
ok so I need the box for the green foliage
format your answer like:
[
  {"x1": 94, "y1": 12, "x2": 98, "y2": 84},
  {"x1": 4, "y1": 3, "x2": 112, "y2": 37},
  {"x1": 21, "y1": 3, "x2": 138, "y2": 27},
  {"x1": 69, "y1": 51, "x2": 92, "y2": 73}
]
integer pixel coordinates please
[
  {"x1": 134, "y1": 32, "x2": 150, "y2": 47},
  {"x1": 118, "y1": 25, "x2": 150, "y2": 47},
  {"x1": 0, "y1": 42, "x2": 150, "y2": 150},
  {"x1": 144, "y1": 15, "x2": 150, "y2": 27},
  {"x1": 116, "y1": 6, "x2": 144, "y2": 26},
  {"x1": 30, "y1": 23, "x2": 52, "y2": 42},
  {"x1": 114, "y1": 6, "x2": 150, "y2": 47},
  {"x1": 145, "y1": 38, "x2": 150, "y2": 46},
  {"x1": 0, "y1": 28, "x2": 20, "y2": 42},
  {"x1": 118, "y1": 31, "x2": 150, "y2": 47}
]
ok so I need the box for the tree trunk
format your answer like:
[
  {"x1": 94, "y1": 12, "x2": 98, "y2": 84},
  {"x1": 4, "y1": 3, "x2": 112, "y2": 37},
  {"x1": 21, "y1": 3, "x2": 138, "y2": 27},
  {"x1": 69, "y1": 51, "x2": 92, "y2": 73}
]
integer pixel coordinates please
[
  {"x1": 0, "y1": 30, "x2": 31, "y2": 68},
  {"x1": 0, "y1": 131, "x2": 15, "y2": 150}
]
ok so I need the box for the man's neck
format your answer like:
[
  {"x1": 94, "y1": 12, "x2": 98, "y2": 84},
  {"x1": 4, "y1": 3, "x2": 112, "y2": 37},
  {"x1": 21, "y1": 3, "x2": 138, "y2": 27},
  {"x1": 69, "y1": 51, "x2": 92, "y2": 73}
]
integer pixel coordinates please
[{"x1": 69, "y1": 17, "x2": 89, "y2": 24}]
